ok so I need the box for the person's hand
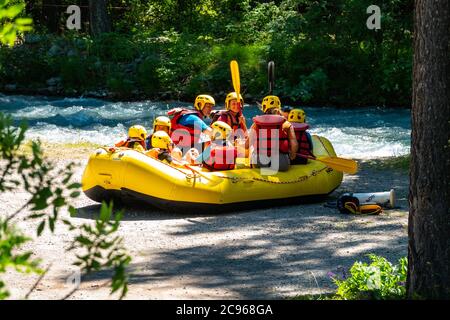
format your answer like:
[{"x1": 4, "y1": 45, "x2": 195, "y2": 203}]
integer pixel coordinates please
[
  {"x1": 289, "y1": 151, "x2": 297, "y2": 161},
  {"x1": 145, "y1": 148, "x2": 159, "y2": 159},
  {"x1": 184, "y1": 148, "x2": 200, "y2": 165},
  {"x1": 171, "y1": 147, "x2": 183, "y2": 161}
]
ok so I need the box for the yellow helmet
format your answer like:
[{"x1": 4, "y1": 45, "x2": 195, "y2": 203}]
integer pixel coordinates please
[
  {"x1": 211, "y1": 121, "x2": 232, "y2": 140},
  {"x1": 261, "y1": 95, "x2": 281, "y2": 113},
  {"x1": 225, "y1": 92, "x2": 244, "y2": 110},
  {"x1": 153, "y1": 116, "x2": 171, "y2": 131},
  {"x1": 288, "y1": 108, "x2": 306, "y2": 123},
  {"x1": 194, "y1": 94, "x2": 215, "y2": 111},
  {"x1": 151, "y1": 130, "x2": 173, "y2": 149},
  {"x1": 128, "y1": 125, "x2": 147, "y2": 141}
]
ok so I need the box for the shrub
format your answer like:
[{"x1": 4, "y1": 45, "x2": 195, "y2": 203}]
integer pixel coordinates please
[{"x1": 330, "y1": 254, "x2": 407, "y2": 300}]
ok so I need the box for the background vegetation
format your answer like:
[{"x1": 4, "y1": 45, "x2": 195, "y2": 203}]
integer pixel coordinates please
[
  {"x1": 1, "y1": 0, "x2": 413, "y2": 106},
  {"x1": 1, "y1": 2, "x2": 130, "y2": 299}
]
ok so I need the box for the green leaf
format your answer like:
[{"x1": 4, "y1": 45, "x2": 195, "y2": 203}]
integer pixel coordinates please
[
  {"x1": 68, "y1": 183, "x2": 82, "y2": 190},
  {"x1": 15, "y1": 17, "x2": 32, "y2": 25},
  {"x1": 68, "y1": 206, "x2": 78, "y2": 217},
  {"x1": 1, "y1": 3, "x2": 25, "y2": 19},
  {"x1": 37, "y1": 220, "x2": 45, "y2": 236},
  {"x1": 99, "y1": 202, "x2": 112, "y2": 222},
  {"x1": 75, "y1": 236, "x2": 93, "y2": 246},
  {"x1": 70, "y1": 191, "x2": 81, "y2": 198}
]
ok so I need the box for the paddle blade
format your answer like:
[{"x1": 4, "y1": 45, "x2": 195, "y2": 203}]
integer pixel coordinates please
[
  {"x1": 230, "y1": 60, "x2": 240, "y2": 96},
  {"x1": 317, "y1": 156, "x2": 358, "y2": 174}
]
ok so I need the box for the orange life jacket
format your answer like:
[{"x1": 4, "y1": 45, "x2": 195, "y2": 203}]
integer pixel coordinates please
[
  {"x1": 115, "y1": 138, "x2": 146, "y2": 150},
  {"x1": 211, "y1": 110, "x2": 244, "y2": 131},
  {"x1": 168, "y1": 108, "x2": 203, "y2": 148},
  {"x1": 252, "y1": 115, "x2": 290, "y2": 156}
]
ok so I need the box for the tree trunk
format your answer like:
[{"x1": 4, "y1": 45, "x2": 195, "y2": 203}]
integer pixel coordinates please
[
  {"x1": 89, "y1": 0, "x2": 111, "y2": 37},
  {"x1": 407, "y1": 0, "x2": 450, "y2": 299},
  {"x1": 42, "y1": 0, "x2": 60, "y2": 33}
]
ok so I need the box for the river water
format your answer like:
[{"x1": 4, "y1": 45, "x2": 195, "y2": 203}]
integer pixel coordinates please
[{"x1": 0, "y1": 94, "x2": 411, "y2": 159}]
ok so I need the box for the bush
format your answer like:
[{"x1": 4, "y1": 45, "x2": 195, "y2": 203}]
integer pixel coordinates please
[{"x1": 330, "y1": 254, "x2": 407, "y2": 300}]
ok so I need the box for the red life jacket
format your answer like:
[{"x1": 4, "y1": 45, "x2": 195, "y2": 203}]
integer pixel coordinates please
[
  {"x1": 168, "y1": 108, "x2": 203, "y2": 148},
  {"x1": 203, "y1": 144, "x2": 237, "y2": 171},
  {"x1": 292, "y1": 123, "x2": 314, "y2": 157},
  {"x1": 252, "y1": 115, "x2": 290, "y2": 156},
  {"x1": 211, "y1": 110, "x2": 247, "y2": 140},
  {"x1": 115, "y1": 138, "x2": 146, "y2": 150}
]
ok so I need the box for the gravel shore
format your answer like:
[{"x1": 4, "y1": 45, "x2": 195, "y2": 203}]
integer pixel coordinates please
[{"x1": 0, "y1": 148, "x2": 409, "y2": 300}]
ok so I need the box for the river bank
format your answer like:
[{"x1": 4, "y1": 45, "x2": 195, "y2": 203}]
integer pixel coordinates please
[{"x1": 0, "y1": 144, "x2": 409, "y2": 299}]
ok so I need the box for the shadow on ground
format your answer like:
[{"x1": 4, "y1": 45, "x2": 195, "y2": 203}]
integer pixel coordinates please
[{"x1": 72, "y1": 163, "x2": 409, "y2": 299}]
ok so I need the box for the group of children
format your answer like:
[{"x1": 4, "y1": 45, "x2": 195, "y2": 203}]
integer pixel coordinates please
[{"x1": 114, "y1": 92, "x2": 313, "y2": 172}]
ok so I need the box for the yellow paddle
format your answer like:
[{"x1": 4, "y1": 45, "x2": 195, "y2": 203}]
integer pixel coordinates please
[
  {"x1": 297, "y1": 153, "x2": 358, "y2": 174},
  {"x1": 230, "y1": 60, "x2": 241, "y2": 107}
]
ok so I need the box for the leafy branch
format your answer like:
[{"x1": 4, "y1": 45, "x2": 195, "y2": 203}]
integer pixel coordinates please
[
  {"x1": 0, "y1": 112, "x2": 131, "y2": 299},
  {"x1": 64, "y1": 202, "x2": 131, "y2": 299},
  {"x1": 0, "y1": 0, "x2": 33, "y2": 46}
]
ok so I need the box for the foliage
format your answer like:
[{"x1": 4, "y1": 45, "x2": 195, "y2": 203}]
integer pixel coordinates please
[
  {"x1": 2, "y1": 0, "x2": 413, "y2": 106},
  {"x1": 64, "y1": 202, "x2": 131, "y2": 299},
  {"x1": 0, "y1": 218, "x2": 42, "y2": 299},
  {"x1": 365, "y1": 154, "x2": 410, "y2": 171},
  {"x1": 0, "y1": 0, "x2": 33, "y2": 46},
  {"x1": 0, "y1": 111, "x2": 131, "y2": 299},
  {"x1": 330, "y1": 254, "x2": 407, "y2": 300},
  {"x1": 0, "y1": 1, "x2": 132, "y2": 300}
]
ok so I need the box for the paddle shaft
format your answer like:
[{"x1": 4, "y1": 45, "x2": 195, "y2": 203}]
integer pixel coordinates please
[
  {"x1": 295, "y1": 153, "x2": 358, "y2": 174},
  {"x1": 268, "y1": 61, "x2": 274, "y2": 95}
]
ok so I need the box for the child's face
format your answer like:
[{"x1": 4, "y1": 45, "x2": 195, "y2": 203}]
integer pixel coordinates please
[
  {"x1": 155, "y1": 125, "x2": 170, "y2": 134},
  {"x1": 229, "y1": 99, "x2": 242, "y2": 113}
]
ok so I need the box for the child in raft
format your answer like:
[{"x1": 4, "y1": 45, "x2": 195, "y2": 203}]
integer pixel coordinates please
[
  {"x1": 115, "y1": 125, "x2": 148, "y2": 152},
  {"x1": 185, "y1": 121, "x2": 237, "y2": 171},
  {"x1": 146, "y1": 131, "x2": 185, "y2": 165}
]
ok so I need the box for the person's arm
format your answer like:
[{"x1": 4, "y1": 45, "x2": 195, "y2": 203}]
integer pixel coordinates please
[
  {"x1": 181, "y1": 114, "x2": 213, "y2": 139},
  {"x1": 288, "y1": 125, "x2": 298, "y2": 160},
  {"x1": 133, "y1": 143, "x2": 145, "y2": 153},
  {"x1": 239, "y1": 114, "x2": 248, "y2": 132}
]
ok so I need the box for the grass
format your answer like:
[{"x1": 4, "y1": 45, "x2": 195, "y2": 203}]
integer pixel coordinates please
[
  {"x1": 362, "y1": 154, "x2": 410, "y2": 171},
  {"x1": 291, "y1": 293, "x2": 337, "y2": 300},
  {"x1": 20, "y1": 141, "x2": 101, "y2": 160}
]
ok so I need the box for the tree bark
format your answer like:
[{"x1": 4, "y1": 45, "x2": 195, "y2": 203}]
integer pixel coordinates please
[
  {"x1": 89, "y1": 0, "x2": 111, "y2": 37},
  {"x1": 42, "y1": 0, "x2": 60, "y2": 33},
  {"x1": 408, "y1": 0, "x2": 450, "y2": 299}
]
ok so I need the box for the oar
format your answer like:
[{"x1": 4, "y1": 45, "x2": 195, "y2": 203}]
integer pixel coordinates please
[
  {"x1": 230, "y1": 60, "x2": 241, "y2": 108},
  {"x1": 268, "y1": 61, "x2": 274, "y2": 95},
  {"x1": 296, "y1": 153, "x2": 358, "y2": 174}
]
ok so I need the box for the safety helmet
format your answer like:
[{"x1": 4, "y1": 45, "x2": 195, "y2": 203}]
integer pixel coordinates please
[
  {"x1": 151, "y1": 131, "x2": 173, "y2": 150},
  {"x1": 288, "y1": 108, "x2": 306, "y2": 123},
  {"x1": 225, "y1": 92, "x2": 244, "y2": 110},
  {"x1": 261, "y1": 95, "x2": 281, "y2": 113},
  {"x1": 194, "y1": 94, "x2": 216, "y2": 111},
  {"x1": 211, "y1": 121, "x2": 232, "y2": 140},
  {"x1": 153, "y1": 116, "x2": 171, "y2": 132},
  {"x1": 128, "y1": 125, "x2": 147, "y2": 141}
]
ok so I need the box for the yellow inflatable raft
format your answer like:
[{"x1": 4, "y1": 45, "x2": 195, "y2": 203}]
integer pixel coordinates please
[{"x1": 81, "y1": 135, "x2": 343, "y2": 212}]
